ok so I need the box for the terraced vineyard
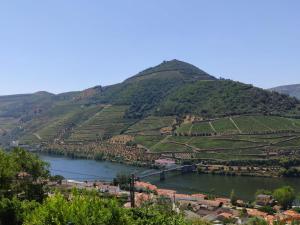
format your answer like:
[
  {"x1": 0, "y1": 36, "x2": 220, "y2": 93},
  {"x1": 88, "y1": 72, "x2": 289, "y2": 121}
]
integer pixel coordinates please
[
  {"x1": 175, "y1": 115, "x2": 300, "y2": 135},
  {"x1": 68, "y1": 105, "x2": 136, "y2": 142},
  {"x1": 133, "y1": 115, "x2": 300, "y2": 161},
  {"x1": 125, "y1": 116, "x2": 175, "y2": 135}
]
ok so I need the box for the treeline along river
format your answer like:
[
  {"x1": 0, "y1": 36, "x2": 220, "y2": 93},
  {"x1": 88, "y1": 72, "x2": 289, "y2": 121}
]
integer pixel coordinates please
[{"x1": 39, "y1": 153, "x2": 300, "y2": 201}]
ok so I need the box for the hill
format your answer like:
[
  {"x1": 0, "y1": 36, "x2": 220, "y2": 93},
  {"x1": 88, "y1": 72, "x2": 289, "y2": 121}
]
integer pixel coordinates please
[
  {"x1": 1, "y1": 60, "x2": 300, "y2": 166},
  {"x1": 270, "y1": 84, "x2": 300, "y2": 99}
]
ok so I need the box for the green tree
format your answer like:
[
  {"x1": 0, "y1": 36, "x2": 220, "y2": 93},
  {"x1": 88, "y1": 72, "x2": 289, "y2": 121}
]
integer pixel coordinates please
[
  {"x1": 0, "y1": 197, "x2": 38, "y2": 225},
  {"x1": 113, "y1": 173, "x2": 131, "y2": 190},
  {"x1": 0, "y1": 150, "x2": 17, "y2": 196},
  {"x1": 273, "y1": 186, "x2": 296, "y2": 209},
  {"x1": 0, "y1": 148, "x2": 50, "y2": 201},
  {"x1": 247, "y1": 217, "x2": 268, "y2": 225},
  {"x1": 10, "y1": 148, "x2": 49, "y2": 180},
  {"x1": 24, "y1": 190, "x2": 192, "y2": 225}
]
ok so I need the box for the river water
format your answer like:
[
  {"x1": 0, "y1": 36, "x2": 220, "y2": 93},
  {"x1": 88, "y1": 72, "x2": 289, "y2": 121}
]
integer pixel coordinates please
[{"x1": 39, "y1": 154, "x2": 300, "y2": 201}]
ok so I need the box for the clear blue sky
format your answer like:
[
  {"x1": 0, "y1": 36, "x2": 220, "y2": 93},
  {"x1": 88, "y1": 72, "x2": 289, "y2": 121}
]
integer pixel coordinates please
[{"x1": 0, "y1": 0, "x2": 299, "y2": 95}]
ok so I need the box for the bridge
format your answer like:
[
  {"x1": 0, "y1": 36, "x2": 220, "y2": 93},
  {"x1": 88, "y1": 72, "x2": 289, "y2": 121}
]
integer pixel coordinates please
[
  {"x1": 136, "y1": 164, "x2": 197, "y2": 181},
  {"x1": 129, "y1": 163, "x2": 198, "y2": 208}
]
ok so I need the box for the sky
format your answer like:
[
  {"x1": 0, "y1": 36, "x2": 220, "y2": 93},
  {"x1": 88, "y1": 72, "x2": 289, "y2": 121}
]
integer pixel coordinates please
[{"x1": 0, "y1": 0, "x2": 299, "y2": 95}]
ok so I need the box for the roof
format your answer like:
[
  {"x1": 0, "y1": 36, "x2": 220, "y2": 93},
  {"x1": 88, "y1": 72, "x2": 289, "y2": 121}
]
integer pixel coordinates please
[
  {"x1": 198, "y1": 200, "x2": 223, "y2": 208},
  {"x1": 257, "y1": 194, "x2": 272, "y2": 199},
  {"x1": 247, "y1": 209, "x2": 268, "y2": 218},
  {"x1": 191, "y1": 193, "x2": 207, "y2": 200},
  {"x1": 218, "y1": 212, "x2": 233, "y2": 219},
  {"x1": 155, "y1": 158, "x2": 176, "y2": 164},
  {"x1": 17, "y1": 172, "x2": 31, "y2": 178},
  {"x1": 283, "y1": 210, "x2": 300, "y2": 220},
  {"x1": 175, "y1": 193, "x2": 193, "y2": 200},
  {"x1": 135, "y1": 181, "x2": 157, "y2": 191},
  {"x1": 264, "y1": 215, "x2": 276, "y2": 224},
  {"x1": 215, "y1": 198, "x2": 231, "y2": 204},
  {"x1": 156, "y1": 188, "x2": 176, "y2": 197}
]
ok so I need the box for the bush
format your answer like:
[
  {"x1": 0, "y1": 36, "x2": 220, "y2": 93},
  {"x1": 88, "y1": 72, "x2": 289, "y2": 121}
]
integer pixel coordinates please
[
  {"x1": 258, "y1": 206, "x2": 276, "y2": 215},
  {"x1": 273, "y1": 186, "x2": 296, "y2": 209}
]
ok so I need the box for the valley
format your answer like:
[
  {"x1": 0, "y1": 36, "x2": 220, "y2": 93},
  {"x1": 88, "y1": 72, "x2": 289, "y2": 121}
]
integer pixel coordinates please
[{"x1": 0, "y1": 60, "x2": 300, "y2": 177}]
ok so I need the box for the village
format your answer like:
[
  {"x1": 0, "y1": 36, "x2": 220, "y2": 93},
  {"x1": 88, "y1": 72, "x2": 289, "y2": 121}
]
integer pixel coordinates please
[{"x1": 53, "y1": 177, "x2": 300, "y2": 225}]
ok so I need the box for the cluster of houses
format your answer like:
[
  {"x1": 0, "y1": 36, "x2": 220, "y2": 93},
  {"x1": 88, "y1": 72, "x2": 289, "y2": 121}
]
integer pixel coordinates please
[
  {"x1": 53, "y1": 179, "x2": 300, "y2": 225},
  {"x1": 133, "y1": 181, "x2": 300, "y2": 225}
]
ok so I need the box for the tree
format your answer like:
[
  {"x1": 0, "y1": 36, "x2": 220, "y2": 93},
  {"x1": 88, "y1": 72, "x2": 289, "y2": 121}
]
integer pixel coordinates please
[
  {"x1": 24, "y1": 190, "x2": 192, "y2": 225},
  {"x1": 10, "y1": 148, "x2": 49, "y2": 180},
  {"x1": 113, "y1": 173, "x2": 131, "y2": 190},
  {"x1": 0, "y1": 197, "x2": 38, "y2": 225},
  {"x1": 0, "y1": 150, "x2": 17, "y2": 195},
  {"x1": 0, "y1": 148, "x2": 50, "y2": 202},
  {"x1": 273, "y1": 186, "x2": 296, "y2": 209},
  {"x1": 247, "y1": 217, "x2": 268, "y2": 225}
]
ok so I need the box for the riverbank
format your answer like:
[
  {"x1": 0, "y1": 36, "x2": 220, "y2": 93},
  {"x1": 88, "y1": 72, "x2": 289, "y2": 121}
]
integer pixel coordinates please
[
  {"x1": 39, "y1": 153, "x2": 300, "y2": 201},
  {"x1": 36, "y1": 145, "x2": 300, "y2": 179}
]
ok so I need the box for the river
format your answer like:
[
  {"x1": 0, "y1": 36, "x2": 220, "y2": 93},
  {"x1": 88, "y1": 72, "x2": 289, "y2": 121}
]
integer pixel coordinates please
[{"x1": 39, "y1": 154, "x2": 300, "y2": 201}]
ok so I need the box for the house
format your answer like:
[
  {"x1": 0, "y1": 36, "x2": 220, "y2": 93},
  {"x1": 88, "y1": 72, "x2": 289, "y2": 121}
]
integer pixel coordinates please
[
  {"x1": 283, "y1": 210, "x2": 300, "y2": 221},
  {"x1": 217, "y1": 212, "x2": 234, "y2": 221},
  {"x1": 256, "y1": 194, "x2": 273, "y2": 206},
  {"x1": 175, "y1": 194, "x2": 196, "y2": 201},
  {"x1": 215, "y1": 198, "x2": 231, "y2": 205},
  {"x1": 61, "y1": 179, "x2": 88, "y2": 189},
  {"x1": 135, "y1": 193, "x2": 152, "y2": 207},
  {"x1": 97, "y1": 184, "x2": 120, "y2": 195},
  {"x1": 247, "y1": 209, "x2": 268, "y2": 218},
  {"x1": 198, "y1": 200, "x2": 223, "y2": 211},
  {"x1": 154, "y1": 158, "x2": 176, "y2": 167},
  {"x1": 160, "y1": 127, "x2": 173, "y2": 135},
  {"x1": 135, "y1": 181, "x2": 157, "y2": 192},
  {"x1": 264, "y1": 215, "x2": 276, "y2": 225},
  {"x1": 156, "y1": 188, "x2": 176, "y2": 198},
  {"x1": 191, "y1": 193, "x2": 207, "y2": 201},
  {"x1": 17, "y1": 172, "x2": 31, "y2": 179}
]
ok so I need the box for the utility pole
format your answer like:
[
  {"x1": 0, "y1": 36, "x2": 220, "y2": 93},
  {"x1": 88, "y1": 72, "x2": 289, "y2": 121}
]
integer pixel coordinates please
[{"x1": 130, "y1": 173, "x2": 135, "y2": 208}]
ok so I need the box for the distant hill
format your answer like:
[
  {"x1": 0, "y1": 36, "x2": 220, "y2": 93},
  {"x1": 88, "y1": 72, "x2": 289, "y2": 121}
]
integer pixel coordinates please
[
  {"x1": 270, "y1": 84, "x2": 300, "y2": 99},
  {"x1": 1, "y1": 59, "x2": 300, "y2": 163}
]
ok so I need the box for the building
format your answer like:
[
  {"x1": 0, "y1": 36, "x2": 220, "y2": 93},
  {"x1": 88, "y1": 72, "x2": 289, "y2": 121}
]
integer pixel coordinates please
[
  {"x1": 256, "y1": 194, "x2": 273, "y2": 206},
  {"x1": 198, "y1": 200, "x2": 223, "y2": 211},
  {"x1": 154, "y1": 158, "x2": 176, "y2": 167},
  {"x1": 156, "y1": 188, "x2": 176, "y2": 198},
  {"x1": 246, "y1": 209, "x2": 268, "y2": 218},
  {"x1": 135, "y1": 181, "x2": 157, "y2": 192}
]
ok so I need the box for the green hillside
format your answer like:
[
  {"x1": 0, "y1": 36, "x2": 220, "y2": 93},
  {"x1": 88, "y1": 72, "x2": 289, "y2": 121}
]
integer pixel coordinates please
[
  {"x1": 0, "y1": 60, "x2": 300, "y2": 165},
  {"x1": 157, "y1": 80, "x2": 299, "y2": 117}
]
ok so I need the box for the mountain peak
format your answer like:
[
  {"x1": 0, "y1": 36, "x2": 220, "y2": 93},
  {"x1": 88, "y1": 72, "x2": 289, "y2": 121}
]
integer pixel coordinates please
[
  {"x1": 140, "y1": 59, "x2": 210, "y2": 76},
  {"x1": 126, "y1": 59, "x2": 216, "y2": 82}
]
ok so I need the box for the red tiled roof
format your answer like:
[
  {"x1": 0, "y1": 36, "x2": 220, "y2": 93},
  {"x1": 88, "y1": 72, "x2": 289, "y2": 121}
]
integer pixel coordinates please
[
  {"x1": 283, "y1": 210, "x2": 300, "y2": 220},
  {"x1": 135, "y1": 181, "x2": 157, "y2": 191},
  {"x1": 247, "y1": 209, "x2": 268, "y2": 218},
  {"x1": 218, "y1": 212, "x2": 233, "y2": 219},
  {"x1": 191, "y1": 193, "x2": 207, "y2": 199},
  {"x1": 215, "y1": 197, "x2": 231, "y2": 204},
  {"x1": 156, "y1": 188, "x2": 176, "y2": 197}
]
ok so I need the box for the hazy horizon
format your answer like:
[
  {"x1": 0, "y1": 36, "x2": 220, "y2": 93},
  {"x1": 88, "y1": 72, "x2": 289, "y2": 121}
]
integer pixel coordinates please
[{"x1": 1, "y1": 0, "x2": 299, "y2": 95}]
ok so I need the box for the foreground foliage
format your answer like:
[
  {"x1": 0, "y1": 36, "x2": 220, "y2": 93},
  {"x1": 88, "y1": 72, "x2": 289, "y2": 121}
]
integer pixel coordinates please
[{"x1": 24, "y1": 191, "x2": 193, "y2": 225}]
